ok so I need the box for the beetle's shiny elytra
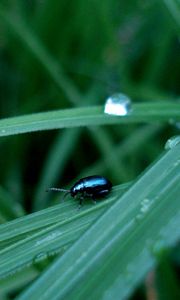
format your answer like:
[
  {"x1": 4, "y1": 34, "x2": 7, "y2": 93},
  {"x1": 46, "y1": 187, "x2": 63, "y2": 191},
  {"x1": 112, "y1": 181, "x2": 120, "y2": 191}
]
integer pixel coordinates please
[{"x1": 47, "y1": 175, "x2": 112, "y2": 206}]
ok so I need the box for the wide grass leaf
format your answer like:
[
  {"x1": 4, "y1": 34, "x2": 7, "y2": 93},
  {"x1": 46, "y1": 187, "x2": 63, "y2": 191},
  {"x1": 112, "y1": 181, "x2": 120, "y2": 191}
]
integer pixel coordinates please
[
  {"x1": 0, "y1": 103, "x2": 180, "y2": 137},
  {"x1": 16, "y1": 142, "x2": 180, "y2": 300},
  {"x1": 0, "y1": 184, "x2": 129, "y2": 279}
]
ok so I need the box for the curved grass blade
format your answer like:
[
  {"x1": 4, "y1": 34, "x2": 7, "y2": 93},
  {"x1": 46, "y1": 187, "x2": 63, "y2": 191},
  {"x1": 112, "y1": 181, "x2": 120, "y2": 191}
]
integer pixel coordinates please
[
  {"x1": 0, "y1": 183, "x2": 130, "y2": 247},
  {"x1": 0, "y1": 102, "x2": 179, "y2": 137},
  {"x1": 0, "y1": 185, "x2": 129, "y2": 279},
  {"x1": 16, "y1": 143, "x2": 180, "y2": 300}
]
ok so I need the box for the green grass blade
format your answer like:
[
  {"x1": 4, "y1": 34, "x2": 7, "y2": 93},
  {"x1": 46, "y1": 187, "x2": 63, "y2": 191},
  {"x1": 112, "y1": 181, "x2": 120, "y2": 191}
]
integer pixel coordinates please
[
  {"x1": 0, "y1": 267, "x2": 38, "y2": 294},
  {"x1": 0, "y1": 103, "x2": 179, "y2": 137},
  {"x1": 0, "y1": 183, "x2": 132, "y2": 243},
  {"x1": 16, "y1": 143, "x2": 180, "y2": 300},
  {"x1": 0, "y1": 185, "x2": 129, "y2": 279}
]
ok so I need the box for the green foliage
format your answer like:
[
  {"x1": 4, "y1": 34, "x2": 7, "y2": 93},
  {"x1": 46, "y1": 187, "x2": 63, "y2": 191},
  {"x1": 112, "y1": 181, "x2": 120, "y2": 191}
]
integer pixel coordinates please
[{"x1": 0, "y1": 1, "x2": 179, "y2": 299}]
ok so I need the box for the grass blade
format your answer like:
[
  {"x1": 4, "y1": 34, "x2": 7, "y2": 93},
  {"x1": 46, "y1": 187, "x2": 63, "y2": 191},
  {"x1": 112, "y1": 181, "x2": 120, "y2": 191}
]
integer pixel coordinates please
[
  {"x1": 16, "y1": 143, "x2": 180, "y2": 300},
  {"x1": 0, "y1": 102, "x2": 179, "y2": 137},
  {"x1": 0, "y1": 185, "x2": 129, "y2": 279}
]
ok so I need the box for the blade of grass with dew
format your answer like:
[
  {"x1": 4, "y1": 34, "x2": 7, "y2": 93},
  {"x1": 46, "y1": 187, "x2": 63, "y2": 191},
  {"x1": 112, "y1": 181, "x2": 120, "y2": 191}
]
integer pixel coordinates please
[
  {"x1": 0, "y1": 184, "x2": 129, "y2": 279},
  {"x1": 0, "y1": 102, "x2": 179, "y2": 137},
  {"x1": 0, "y1": 5, "x2": 123, "y2": 182},
  {"x1": 16, "y1": 142, "x2": 180, "y2": 300},
  {"x1": 1, "y1": 5, "x2": 178, "y2": 192}
]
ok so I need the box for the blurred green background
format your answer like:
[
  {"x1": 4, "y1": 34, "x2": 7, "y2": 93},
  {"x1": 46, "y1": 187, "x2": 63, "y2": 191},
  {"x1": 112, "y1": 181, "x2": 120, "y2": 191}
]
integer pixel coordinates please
[
  {"x1": 0, "y1": 1, "x2": 180, "y2": 299},
  {"x1": 0, "y1": 0, "x2": 179, "y2": 213}
]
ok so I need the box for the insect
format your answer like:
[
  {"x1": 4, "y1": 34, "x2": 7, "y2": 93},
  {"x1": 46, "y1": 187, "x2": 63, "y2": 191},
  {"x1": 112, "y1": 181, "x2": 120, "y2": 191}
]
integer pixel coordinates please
[{"x1": 47, "y1": 175, "x2": 112, "y2": 206}]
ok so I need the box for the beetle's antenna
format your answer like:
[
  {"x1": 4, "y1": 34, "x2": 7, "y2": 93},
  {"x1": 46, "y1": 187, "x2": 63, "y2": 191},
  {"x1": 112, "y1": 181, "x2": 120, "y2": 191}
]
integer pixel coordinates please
[{"x1": 46, "y1": 188, "x2": 70, "y2": 193}]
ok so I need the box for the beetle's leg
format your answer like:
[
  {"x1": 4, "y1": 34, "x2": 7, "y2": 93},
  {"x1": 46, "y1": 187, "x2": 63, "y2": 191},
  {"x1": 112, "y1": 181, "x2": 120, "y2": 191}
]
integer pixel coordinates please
[{"x1": 77, "y1": 193, "x2": 84, "y2": 209}]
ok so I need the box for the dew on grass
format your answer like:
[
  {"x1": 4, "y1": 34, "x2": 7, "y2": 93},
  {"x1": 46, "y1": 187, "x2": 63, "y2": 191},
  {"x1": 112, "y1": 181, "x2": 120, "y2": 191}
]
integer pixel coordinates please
[
  {"x1": 135, "y1": 198, "x2": 152, "y2": 222},
  {"x1": 104, "y1": 93, "x2": 132, "y2": 116},
  {"x1": 33, "y1": 252, "x2": 48, "y2": 264},
  {"x1": 33, "y1": 252, "x2": 50, "y2": 270},
  {"x1": 35, "y1": 231, "x2": 62, "y2": 246}
]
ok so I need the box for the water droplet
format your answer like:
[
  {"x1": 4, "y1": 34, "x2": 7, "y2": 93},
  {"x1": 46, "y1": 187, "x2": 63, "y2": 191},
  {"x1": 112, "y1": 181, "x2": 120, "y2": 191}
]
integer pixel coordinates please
[
  {"x1": 135, "y1": 198, "x2": 151, "y2": 222},
  {"x1": 35, "y1": 231, "x2": 61, "y2": 246},
  {"x1": 164, "y1": 136, "x2": 180, "y2": 150},
  {"x1": 33, "y1": 252, "x2": 48, "y2": 263},
  {"x1": 1, "y1": 129, "x2": 6, "y2": 134},
  {"x1": 104, "y1": 93, "x2": 132, "y2": 116},
  {"x1": 33, "y1": 252, "x2": 49, "y2": 270},
  {"x1": 173, "y1": 159, "x2": 180, "y2": 167},
  {"x1": 140, "y1": 198, "x2": 150, "y2": 213}
]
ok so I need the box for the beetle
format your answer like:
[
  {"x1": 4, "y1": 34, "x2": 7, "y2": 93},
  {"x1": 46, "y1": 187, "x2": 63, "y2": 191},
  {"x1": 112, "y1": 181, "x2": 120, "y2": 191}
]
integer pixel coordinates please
[{"x1": 47, "y1": 175, "x2": 112, "y2": 206}]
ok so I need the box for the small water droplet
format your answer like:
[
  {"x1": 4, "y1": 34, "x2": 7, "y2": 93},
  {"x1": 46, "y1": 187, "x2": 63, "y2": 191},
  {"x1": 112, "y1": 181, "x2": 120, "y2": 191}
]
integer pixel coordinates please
[
  {"x1": 33, "y1": 252, "x2": 50, "y2": 270},
  {"x1": 164, "y1": 136, "x2": 180, "y2": 150},
  {"x1": 33, "y1": 252, "x2": 48, "y2": 263},
  {"x1": 135, "y1": 198, "x2": 151, "y2": 222},
  {"x1": 35, "y1": 230, "x2": 61, "y2": 246},
  {"x1": 1, "y1": 129, "x2": 6, "y2": 134},
  {"x1": 141, "y1": 198, "x2": 151, "y2": 213},
  {"x1": 173, "y1": 159, "x2": 180, "y2": 167},
  {"x1": 104, "y1": 93, "x2": 132, "y2": 116}
]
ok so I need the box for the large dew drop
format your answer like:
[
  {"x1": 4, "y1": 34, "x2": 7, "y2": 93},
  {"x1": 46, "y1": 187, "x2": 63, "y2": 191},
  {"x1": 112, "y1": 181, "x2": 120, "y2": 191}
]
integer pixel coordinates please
[{"x1": 104, "y1": 93, "x2": 132, "y2": 116}]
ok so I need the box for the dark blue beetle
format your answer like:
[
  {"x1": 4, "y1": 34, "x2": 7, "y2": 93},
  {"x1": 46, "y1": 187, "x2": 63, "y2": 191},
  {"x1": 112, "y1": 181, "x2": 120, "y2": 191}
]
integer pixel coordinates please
[{"x1": 47, "y1": 175, "x2": 112, "y2": 206}]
